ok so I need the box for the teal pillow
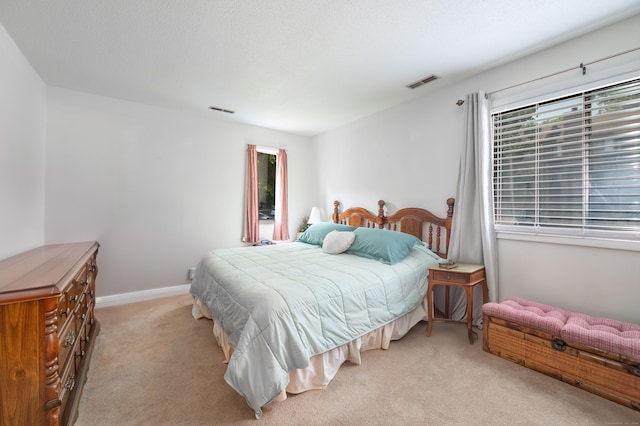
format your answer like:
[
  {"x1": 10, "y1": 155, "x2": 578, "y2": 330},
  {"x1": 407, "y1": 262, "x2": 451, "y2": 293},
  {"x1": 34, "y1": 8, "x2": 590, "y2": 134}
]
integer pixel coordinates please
[
  {"x1": 298, "y1": 223, "x2": 356, "y2": 245},
  {"x1": 346, "y1": 227, "x2": 422, "y2": 264}
]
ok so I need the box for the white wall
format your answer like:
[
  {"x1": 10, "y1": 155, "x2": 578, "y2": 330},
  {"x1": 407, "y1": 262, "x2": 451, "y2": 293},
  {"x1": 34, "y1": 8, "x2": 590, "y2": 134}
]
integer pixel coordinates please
[
  {"x1": 0, "y1": 23, "x2": 46, "y2": 259},
  {"x1": 4, "y1": 13, "x2": 639, "y2": 320},
  {"x1": 313, "y1": 90, "x2": 461, "y2": 218},
  {"x1": 313, "y1": 14, "x2": 640, "y2": 324},
  {"x1": 45, "y1": 88, "x2": 315, "y2": 297}
]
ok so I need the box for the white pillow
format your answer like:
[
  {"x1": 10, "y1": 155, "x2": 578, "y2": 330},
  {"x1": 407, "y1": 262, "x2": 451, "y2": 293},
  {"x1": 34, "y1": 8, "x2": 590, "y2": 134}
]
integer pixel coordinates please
[{"x1": 322, "y1": 230, "x2": 356, "y2": 254}]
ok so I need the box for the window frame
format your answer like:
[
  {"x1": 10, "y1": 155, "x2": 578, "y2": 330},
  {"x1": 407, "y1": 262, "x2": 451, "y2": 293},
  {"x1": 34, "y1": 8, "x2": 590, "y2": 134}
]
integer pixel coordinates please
[
  {"x1": 491, "y1": 71, "x2": 640, "y2": 252},
  {"x1": 256, "y1": 146, "x2": 278, "y2": 222}
]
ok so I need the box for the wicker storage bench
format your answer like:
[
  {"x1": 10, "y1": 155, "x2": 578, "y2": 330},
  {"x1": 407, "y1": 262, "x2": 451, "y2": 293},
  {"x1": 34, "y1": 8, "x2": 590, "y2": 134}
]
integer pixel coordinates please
[{"x1": 482, "y1": 297, "x2": 640, "y2": 411}]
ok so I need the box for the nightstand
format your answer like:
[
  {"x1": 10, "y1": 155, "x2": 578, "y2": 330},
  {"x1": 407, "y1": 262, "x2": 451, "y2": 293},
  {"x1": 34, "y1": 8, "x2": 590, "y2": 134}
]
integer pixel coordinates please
[{"x1": 426, "y1": 263, "x2": 488, "y2": 343}]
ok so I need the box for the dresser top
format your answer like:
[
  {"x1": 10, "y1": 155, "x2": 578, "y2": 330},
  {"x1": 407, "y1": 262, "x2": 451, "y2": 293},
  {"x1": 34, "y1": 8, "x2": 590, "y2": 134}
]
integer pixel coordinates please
[{"x1": 0, "y1": 241, "x2": 99, "y2": 302}]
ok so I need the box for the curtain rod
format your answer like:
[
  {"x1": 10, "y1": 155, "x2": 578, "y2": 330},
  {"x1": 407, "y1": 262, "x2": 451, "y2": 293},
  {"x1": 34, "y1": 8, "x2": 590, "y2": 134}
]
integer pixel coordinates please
[{"x1": 456, "y1": 46, "x2": 640, "y2": 106}]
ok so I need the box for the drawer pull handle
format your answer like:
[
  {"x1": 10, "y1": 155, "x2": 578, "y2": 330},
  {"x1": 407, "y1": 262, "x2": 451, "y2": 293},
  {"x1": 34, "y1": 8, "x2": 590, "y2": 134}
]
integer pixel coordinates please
[
  {"x1": 81, "y1": 313, "x2": 86, "y2": 320},
  {"x1": 65, "y1": 374, "x2": 75, "y2": 391},
  {"x1": 65, "y1": 331, "x2": 76, "y2": 347},
  {"x1": 551, "y1": 338, "x2": 567, "y2": 352},
  {"x1": 77, "y1": 350, "x2": 86, "y2": 359},
  {"x1": 70, "y1": 295, "x2": 79, "y2": 303},
  {"x1": 446, "y1": 275, "x2": 451, "y2": 280},
  {"x1": 60, "y1": 308, "x2": 70, "y2": 317}
]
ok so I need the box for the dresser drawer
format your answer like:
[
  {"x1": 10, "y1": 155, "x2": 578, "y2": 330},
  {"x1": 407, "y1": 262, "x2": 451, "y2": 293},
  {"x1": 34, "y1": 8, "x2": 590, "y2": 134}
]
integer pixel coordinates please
[
  {"x1": 58, "y1": 354, "x2": 77, "y2": 414},
  {"x1": 431, "y1": 270, "x2": 469, "y2": 284},
  {"x1": 59, "y1": 319, "x2": 91, "y2": 424},
  {"x1": 88, "y1": 301, "x2": 96, "y2": 327},
  {"x1": 76, "y1": 296, "x2": 89, "y2": 329},
  {"x1": 58, "y1": 318, "x2": 77, "y2": 371},
  {"x1": 76, "y1": 322, "x2": 89, "y2": 361},
  {"x1": 72, "y1": 273, "x2": 88, "y2": 302},
  {"x1": 68, "y1": 266, "x2": 87, "y2": 307},
  {"x1": 58, "y1": 288, "x2": 81, "y2": 329},
  {"x1": 58, "y1": 292, "x2": 69, "y2": 327},
  {"x1": 87, "y1": 269, "x2": 96, "y2": 300}
]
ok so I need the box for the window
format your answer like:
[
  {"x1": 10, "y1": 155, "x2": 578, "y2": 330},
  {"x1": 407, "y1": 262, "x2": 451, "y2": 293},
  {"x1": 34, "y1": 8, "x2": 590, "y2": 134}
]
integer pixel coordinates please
[
  {"x1": 243, "y1": 144, "x2": 289, "y2": 243},
  {"x1": 257, "y1": 151, "x2": 276, "y2": 220},
  {"x1": 493, "y1": 77, "x2": 640, "y2": 242}
]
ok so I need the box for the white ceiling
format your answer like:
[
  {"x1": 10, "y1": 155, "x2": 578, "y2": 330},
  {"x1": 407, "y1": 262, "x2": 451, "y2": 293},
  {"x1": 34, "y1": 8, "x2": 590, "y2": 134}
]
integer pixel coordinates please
[{"x1": 2, "y1": 1, "x2": 639, "y2": 136}]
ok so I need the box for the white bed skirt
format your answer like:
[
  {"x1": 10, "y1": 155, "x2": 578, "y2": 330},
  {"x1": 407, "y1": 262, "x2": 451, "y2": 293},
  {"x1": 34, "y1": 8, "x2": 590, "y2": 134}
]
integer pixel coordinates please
[{"x1": 192, "y1": 296, "x2": 428, "y2": 403}]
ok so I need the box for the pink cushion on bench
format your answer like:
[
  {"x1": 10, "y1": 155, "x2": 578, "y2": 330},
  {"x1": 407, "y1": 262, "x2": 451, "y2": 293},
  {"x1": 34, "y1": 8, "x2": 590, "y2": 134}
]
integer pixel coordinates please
[
  {"x1": 561, "y1": 315, "x2": 640, "y2": 361},
  {"x1": 482, "y1": 297, "x2": 570, "y2": 335}
]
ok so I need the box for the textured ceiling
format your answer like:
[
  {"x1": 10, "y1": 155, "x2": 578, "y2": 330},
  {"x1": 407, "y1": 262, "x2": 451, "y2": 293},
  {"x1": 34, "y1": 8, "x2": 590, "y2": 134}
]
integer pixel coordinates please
[{"x1": 1, "y1": 0, "x2": 639, "y2": 136}]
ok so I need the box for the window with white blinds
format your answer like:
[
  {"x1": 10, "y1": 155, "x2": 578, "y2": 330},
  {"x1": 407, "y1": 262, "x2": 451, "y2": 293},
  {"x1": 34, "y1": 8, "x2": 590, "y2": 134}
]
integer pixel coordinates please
[{"x1": 492, "y1": 77, "x2": 640, "y2": 242}]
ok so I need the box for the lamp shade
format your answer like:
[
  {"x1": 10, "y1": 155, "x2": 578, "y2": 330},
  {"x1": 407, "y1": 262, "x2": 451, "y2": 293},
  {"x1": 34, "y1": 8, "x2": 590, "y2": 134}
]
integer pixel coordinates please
[{"x1": 307, "y1": 207, "x2": 326, "y2": 224}]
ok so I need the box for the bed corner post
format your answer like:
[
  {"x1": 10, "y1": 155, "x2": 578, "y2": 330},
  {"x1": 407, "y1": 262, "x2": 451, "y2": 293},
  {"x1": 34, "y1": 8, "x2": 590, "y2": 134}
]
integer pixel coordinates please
[
  {"x1": 377, "y1": 200, "x2": 386, "y2": 229},
  {"x1": 446, "y1": 198, "x2": 455, "y2": 216},
  {"x1": 333, "y1": 200, "x2": 340, "y2": 223},
  {"x1": 445, "y1": 198, "x2": 455, "y2": 257},
  {"x1": 446, "y1": 198, "x2": 455, "y2": 223}
]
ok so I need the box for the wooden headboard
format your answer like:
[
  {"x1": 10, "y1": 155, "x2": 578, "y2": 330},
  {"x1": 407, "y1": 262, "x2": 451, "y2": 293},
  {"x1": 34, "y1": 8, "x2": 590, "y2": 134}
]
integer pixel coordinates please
[
  {"x1": 333, "y1": 198, "x2": 455, "y2": 259},
  {"x1": 332, "y1": 199, "x2": 385, "y2": 229}
]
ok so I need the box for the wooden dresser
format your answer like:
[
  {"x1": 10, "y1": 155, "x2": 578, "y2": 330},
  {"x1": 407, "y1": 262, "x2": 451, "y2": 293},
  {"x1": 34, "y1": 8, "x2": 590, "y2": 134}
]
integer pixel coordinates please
[{"x1": 0, "y1": 241, "x2": 100, "y2": 425}]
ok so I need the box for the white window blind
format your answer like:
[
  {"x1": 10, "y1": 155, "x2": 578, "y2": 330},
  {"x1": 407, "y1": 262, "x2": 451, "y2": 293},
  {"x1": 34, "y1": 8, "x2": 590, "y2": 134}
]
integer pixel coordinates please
[{"x1": 493, "y1": 77, "x2": 640, "y2": 241}]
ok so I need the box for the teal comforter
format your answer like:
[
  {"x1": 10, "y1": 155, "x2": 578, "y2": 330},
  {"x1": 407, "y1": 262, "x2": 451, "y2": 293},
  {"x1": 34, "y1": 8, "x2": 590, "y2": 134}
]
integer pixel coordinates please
[{"x1": 190, "y1": 242, "x2": 439, "y2": 417}]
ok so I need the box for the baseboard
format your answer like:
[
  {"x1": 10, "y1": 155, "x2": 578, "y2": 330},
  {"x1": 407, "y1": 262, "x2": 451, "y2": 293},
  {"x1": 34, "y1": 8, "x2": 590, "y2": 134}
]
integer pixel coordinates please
[{"x1": 95, "y1": 284, "x2": 191, "y2": 309}]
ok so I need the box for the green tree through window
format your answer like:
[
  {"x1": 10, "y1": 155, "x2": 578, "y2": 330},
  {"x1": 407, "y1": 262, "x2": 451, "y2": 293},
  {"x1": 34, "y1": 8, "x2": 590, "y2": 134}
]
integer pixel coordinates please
[{"x1": 257, "y1": 152, "x2": 276, "y2": 220}]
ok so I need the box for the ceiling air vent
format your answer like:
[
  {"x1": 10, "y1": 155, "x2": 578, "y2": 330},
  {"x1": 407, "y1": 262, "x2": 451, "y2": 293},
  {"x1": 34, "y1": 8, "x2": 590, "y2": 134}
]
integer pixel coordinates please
[
  {"x1": 406, "y1": 74, "x2": 439, "y2": 90},
  {"x1": 209, "y1": 106, "x2": 235, "y2": 114}
]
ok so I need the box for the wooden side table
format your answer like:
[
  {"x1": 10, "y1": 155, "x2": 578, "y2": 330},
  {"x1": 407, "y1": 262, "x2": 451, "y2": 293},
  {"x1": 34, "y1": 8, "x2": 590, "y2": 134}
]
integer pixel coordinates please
[{"x1": 426, "y1": 263, "x2": 488, "y2": 343}]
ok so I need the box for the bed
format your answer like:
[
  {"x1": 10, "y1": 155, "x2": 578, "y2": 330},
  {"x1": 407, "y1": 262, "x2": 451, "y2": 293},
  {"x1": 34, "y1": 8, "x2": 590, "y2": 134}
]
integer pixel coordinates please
[{"x1": 190, "y1": 198, "x2": 454, "y2": 418}]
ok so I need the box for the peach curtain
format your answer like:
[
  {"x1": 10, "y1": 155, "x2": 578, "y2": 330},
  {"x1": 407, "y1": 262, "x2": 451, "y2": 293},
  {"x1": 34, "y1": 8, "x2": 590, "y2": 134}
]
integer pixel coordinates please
[
  {"x1": 272, "y1": 149, "x2": 289, "y2": 240},
  {"x1": 242, "y1": 145, "x2": 259, "y2": 243}
]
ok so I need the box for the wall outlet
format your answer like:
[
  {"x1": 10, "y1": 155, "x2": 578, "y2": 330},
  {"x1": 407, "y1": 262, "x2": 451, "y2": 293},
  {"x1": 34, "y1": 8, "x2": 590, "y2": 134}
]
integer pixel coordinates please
[{"x1": 188, "y1": 267, "x2": 197, "y2": 280}]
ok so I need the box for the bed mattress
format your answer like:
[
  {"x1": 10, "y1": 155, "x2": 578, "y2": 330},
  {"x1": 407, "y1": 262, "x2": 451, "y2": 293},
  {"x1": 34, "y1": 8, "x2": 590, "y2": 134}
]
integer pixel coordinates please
[{"x1": 190, "y1": 241, "x2": 440, "y2": 417}]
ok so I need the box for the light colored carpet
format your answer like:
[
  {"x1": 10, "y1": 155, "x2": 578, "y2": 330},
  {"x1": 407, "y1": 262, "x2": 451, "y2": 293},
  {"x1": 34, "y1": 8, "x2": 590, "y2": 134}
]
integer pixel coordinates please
[{"x1": 76, "y1": 295, "x2": 640, "y2": 425}]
